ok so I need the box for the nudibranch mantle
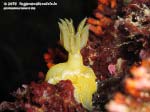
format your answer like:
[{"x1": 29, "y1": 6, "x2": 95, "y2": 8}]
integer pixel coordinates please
[{"x1": 45, "y1": 18, "x2": 97, "y2": 110}]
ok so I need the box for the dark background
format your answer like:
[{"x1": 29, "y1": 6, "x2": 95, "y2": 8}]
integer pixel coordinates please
[{"x1": 0, "y1": 0, "x2": 97, "y2": 101}]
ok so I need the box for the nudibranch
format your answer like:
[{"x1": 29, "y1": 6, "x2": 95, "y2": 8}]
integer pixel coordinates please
[{"x1": 45, "y1": 18, "x2": 97, "y2": 110}]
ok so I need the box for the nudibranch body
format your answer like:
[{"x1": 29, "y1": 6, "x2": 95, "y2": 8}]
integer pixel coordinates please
[{"x1": 45, "y1": 18, "x2": 97, "y2": 110}]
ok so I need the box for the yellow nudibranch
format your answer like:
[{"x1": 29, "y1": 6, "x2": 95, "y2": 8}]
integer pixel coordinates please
[{"x1": 45, "y1": 18, "x2": 97, "y2": 110}]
